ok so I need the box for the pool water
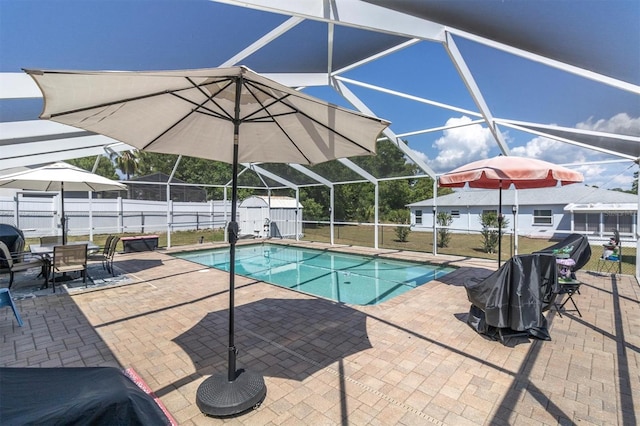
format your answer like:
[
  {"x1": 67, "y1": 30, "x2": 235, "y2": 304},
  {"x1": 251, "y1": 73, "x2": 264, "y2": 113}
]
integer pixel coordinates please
[{"x1": 174, "y1": 244, "x2": 455, "y2": 305}]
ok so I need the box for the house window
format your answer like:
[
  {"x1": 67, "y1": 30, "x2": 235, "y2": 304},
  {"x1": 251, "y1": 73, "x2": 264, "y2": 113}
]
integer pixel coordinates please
[
  {"x1": 482, "y1": 209, "x2": 497, "y2": 216},
  {"x1": 415, "y1": 210, "x2": 422, "y2": 225},
  {"x1": 533, "y1": 209, "x2": 552, "y2": 225},
  {"x1": 574, "y1": 213, "x2": 599, "y2": 232},
  {"x1": 604, "y1": 211, "x2": 635, "y2": 234},
  {"x1": 451, "y1": 210, "x2": 460, "y2": 218}
]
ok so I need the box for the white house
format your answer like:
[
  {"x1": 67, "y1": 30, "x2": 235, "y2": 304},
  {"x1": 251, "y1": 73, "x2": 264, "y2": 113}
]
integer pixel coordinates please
[
  {"x1": 238, "y1": 195, "x2": 303, "y2": 239},
  {"x1": 407, "y1": 185, "x2": 638, "y2": 242}
]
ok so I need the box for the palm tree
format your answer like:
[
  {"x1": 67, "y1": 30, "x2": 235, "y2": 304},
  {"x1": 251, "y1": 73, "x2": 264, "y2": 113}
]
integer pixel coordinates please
[
  {"x1": 113, "y1": 150, "x2": 139, "y2": 180},
  {"x1": 111, "y1": 150, "x2": 139, "y2": 199}
]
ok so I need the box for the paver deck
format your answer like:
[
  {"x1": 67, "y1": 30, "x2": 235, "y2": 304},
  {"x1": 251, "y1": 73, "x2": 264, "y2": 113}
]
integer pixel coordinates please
[{"x1": 1, "y1": 240, "x2": 639, "y2": 425}]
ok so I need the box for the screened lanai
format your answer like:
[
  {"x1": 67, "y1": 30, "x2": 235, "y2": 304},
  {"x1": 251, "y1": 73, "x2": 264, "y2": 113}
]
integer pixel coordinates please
[{"x1": 1, "y1": 0, "x2": 639, "y2": 273}]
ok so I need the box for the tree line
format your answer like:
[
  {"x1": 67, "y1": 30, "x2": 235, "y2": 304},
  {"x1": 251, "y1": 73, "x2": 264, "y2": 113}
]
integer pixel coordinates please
[{"x1": 67, "y1": 140, "x2": 454, "y2": 224}]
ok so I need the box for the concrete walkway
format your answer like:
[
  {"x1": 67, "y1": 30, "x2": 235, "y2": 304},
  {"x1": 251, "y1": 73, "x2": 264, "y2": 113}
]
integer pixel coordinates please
[{"x1": 1, "y1": 241, "x2": 638, "y2": 425}]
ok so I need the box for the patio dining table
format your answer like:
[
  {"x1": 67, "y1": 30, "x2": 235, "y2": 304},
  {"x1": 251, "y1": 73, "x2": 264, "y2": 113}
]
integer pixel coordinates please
[
  {"x1": 30, "y1": 241, "x2": 100, "y2": 288},
  {"x1": 29, "y1": 241, "x2": 99, "y2": 256}
]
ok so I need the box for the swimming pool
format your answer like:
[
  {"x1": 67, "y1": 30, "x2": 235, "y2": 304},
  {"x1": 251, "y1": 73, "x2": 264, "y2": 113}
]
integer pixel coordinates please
[{"x1": 174, "y1": 244, "x2": 455, "y2": 305}]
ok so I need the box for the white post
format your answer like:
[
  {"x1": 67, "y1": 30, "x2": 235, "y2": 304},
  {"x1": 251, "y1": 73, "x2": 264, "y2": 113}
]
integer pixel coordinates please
[
  {"x1": 432, "y1": 179, "x2": 438, "y2": 256},
  {"x1": 117, "y1": 196, "x2": 123, "y2": 234},
  {"x1": 636, "y1": 183, "x2": 639, "y2": 279},
  {"x1": 166, "y1": 184, "x2": 171, "y2": 248},
  {"x1": 330, "y1": 187, "x2": 335, "y2": 245},
  {"x1": 295, "y1": 188, "x2": 300, "y2": 241},
  {"x1": 210, "y1": 199, "x2": 215, "y2": 230},
  {"x1": 374, "y1": 182, "x2": 379, "y2": 249},
  {"x1": 224, "y1": 186, "x2": 229, "y2": 243},
  {"x1": 89, "y1": 192, "x2": 94, "y2": 241},
  {"x1": 13, "y1": 194, "x2": 19, "y2": 229}
]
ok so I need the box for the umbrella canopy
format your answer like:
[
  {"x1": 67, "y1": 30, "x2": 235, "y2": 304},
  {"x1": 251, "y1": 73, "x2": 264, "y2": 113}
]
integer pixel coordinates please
[
  {"x1": 439, "y1": 155, "x2": 584, "y2": 266},
  {"x1": 0, "y1": 162, "x2": 127, "y2": 244},
  {"x1": 25, "y1": 65, "x2": 389, "y2": 416},
  {"x1": 25, "y1": 66, "x2": 387, "y2": 165},
  {"x1": 438, "y1": 156, "x2": 584, "y2": 189}
]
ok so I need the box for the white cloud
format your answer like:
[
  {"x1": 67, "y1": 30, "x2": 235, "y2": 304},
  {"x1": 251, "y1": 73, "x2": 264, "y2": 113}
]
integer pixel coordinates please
[
  {"x1": 412, "y1": 113, "x2": 639, "y2": 190},
  {"x1": 510, "y1": 136, "x2": 589, "y2": 164},
  {"x1": 576, "y1": 113, "x2": 640, "y2": 135},
  {"x1": 426, "y1": 116, "x2": 494, "y2": 171},
  {"x1": 510, "y1": 113, "x2": 640, "y2": 189}
]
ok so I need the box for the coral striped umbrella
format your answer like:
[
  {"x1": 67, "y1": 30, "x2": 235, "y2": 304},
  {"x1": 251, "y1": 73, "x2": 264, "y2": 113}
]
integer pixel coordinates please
[{"x1": 439, "y1": 155, "x2": 583, "y2": 266}]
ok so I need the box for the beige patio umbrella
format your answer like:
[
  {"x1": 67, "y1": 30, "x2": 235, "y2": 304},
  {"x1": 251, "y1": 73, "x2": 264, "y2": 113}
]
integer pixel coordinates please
[
  {"x1": 24, "y1": 66, "x2": 389, "y2": 416},
  {"x1": 439, "y1": 155, "x2": 584, "y2": 266},
  {"x1": 0, "y1": 162, "x2": 127, "y2": 244}
]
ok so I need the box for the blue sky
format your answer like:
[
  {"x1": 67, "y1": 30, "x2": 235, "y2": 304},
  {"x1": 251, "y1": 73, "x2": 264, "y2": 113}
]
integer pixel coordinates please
[{"x1": 1, "y1": 0, "x2": 639, "y2": 189}]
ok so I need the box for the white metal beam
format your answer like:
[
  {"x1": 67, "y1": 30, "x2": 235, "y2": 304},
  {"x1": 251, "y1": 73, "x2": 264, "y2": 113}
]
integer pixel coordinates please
[
  {"x1": 444, "y1": 32, "x2": 510, "y2": 155},
  {"x1": 332, "y1": 78, "x2": 438, "y2": 177},
  {"x1": 246, "y1": 164, "x2": 298, "y2": 190},
  {"x1": 334, "y1": 75, "x2": 481, "y2": 118},
  {"x1": 210, "y1": 0, "x2": 446, "y2": 41},
  {"x1": 220, "y1": 16, "x2": 305, "y2": 67},
  {"x1": 497, "y1": 121, "x2": 638, "y2": 161},
  {"x1": 288, "y1": 164, "x2": 333, "y2": 188},
  {"x1": 395, "y1": 119, "x2": 486, "y2": 139},
  {"x1": 448, "y1": 28, "x2": 640, "y2": 96}
]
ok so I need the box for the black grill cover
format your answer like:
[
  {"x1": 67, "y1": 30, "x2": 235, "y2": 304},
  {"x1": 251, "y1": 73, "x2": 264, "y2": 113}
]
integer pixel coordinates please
[
  {"x1": 0, "y1": 224, "x2": 25, "y2": 268},
  {"x1": 464, "y1": 253, "x2": 557, "y2": 343},
  {"x1": 0, "y1": 224, "x2": 24, "y2": 253},
  {"x1": 0, "y1": 367, "x2": 173, "y2": 425},
  {"x1": 535, "y1": 233, "x2": 592, "y2": 272}
]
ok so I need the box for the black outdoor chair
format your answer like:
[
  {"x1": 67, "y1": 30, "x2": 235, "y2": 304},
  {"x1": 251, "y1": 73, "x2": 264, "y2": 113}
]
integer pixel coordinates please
[
  {"x1": 87, "y1": 235, "x2": 115, "y2": 272},
  {"x1": 536, "y1": 233, "x2": 592, "y2": 317},
  {"x1": 0, "y1": 241, "x2": 48, "y2": 289},
  {"x1": 596, "y1": 229, "x2": 622, "y2": 275}
]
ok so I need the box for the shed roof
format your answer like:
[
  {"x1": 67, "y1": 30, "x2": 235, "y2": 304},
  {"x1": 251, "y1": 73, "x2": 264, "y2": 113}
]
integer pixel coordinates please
[{"x1": 240, "y1": 195, "x2": 302, "y2": 209}]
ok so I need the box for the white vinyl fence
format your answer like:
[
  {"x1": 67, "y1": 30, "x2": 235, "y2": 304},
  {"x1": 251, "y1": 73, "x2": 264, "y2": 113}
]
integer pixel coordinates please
[{"x1": 0, "y1": 194, "x2": 232, "y2": 240}]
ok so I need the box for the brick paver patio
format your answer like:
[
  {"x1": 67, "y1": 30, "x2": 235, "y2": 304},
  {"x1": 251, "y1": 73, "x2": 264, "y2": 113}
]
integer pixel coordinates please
[{"x1": 1, "y1": 240, "x2": 638, "y2": 425}]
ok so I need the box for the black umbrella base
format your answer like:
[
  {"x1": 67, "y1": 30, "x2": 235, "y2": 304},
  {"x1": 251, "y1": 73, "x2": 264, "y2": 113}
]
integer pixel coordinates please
[{"x1": 196, "y1": 369, "x2": 266, "y2": 417}]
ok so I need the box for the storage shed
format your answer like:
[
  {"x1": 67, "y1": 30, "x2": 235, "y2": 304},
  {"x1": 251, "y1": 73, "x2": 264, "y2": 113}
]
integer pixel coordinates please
[{"x1": 238, "y1": 196, "x2": 303, "y2": 239}]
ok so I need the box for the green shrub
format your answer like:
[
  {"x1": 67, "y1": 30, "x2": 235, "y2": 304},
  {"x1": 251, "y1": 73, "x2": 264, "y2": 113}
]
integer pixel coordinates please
[
  {"x1": 480, "y1": 211, "x2": 509, "y2": 253},
  {"x1": 389, "y1": 209, "x2": 411, "y2": 242},
  {"x1": 436, "y1": 212, "x2": 453, "y2": 248}
]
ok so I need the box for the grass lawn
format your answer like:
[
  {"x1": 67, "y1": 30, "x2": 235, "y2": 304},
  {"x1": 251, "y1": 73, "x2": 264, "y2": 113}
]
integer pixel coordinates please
[
  {"x1": 301, "y1": 224, "x2": 636, "y2": 275},
  {"x1": 26, "y1": 225, "x2": 634, "y2": 275}
]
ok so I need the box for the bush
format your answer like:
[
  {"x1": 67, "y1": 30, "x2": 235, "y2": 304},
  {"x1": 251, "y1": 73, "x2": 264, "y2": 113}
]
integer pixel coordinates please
[
  {"x1": 388, "y1": 209, "x2": 411, "y2": 242},
  {"x1": 480, "y1": 211, "x2": 509, "y2": 253},
  {"x1": 436, "y1": 212, "x2": 453, "y2": 248}
]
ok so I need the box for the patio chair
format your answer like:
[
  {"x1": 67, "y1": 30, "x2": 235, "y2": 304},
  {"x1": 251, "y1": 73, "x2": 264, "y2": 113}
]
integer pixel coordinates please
[
  {"x1": 87, "y1": 235, "x2": 115, "y2": 271},
  {"x1": 50, "y1": 244, "x2": 88, "y2": 293},
  {"x1": 536, "y1": 233, "x2": 592, "y2": 317},
  {"x1": 597, "y1": 230, "x2": 622, "y2": 275},
  {"x1": 105, "y1": 236, "x2": 120, "y2": 276},
  {"x1": 0, "y1": 241, "x2": 48, "y2": 289},
  {"x1": 0, "y1": 288, "x2": 23, "y2": 326},
  {"x1": 553, "y1": 280, "x2": 582, "y2": 317}
]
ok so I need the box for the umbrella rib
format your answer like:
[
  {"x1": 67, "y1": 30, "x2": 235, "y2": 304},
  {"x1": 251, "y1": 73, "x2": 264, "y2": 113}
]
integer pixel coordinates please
[
  {"x1": 142, "y1": 77, "x2": 238, "y2": 151},
  {"x1": 242, "y1": 80, "x2": 312, "y2": 163},
  {"x1": 48, "y1": 76, "x2": 234, "y2": 119},
  {"x1": 246, "y1": 79, "x2": 376, "y2": 156},
  {"x1": 185, "y1": 76, "x2": 236, "y2": 121}
]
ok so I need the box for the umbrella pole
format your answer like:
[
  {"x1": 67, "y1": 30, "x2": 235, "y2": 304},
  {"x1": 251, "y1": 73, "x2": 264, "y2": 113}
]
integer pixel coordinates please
[
  {"x1": 196, "y1": 75, "x2": 266, "y2": 417},
  {"x1": 61, "y1": 183, "x2": 67, "y2": 245},
  {"x1": 227, "y1": 138, "x2": 239, "y2": 382},
  {"x1": 498, "y1": 181, "x2": 502, "y2": 267}
]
